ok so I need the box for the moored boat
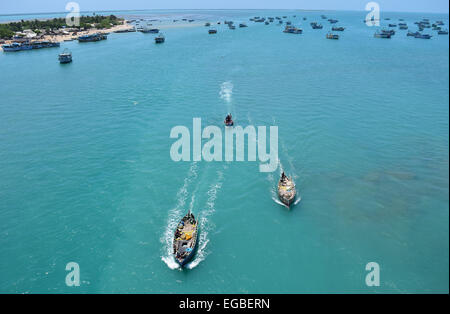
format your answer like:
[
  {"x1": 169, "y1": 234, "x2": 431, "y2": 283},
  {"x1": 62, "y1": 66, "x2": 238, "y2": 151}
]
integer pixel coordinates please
[
  {"x1": 155, "y1": 33, "x2": 165, "y2": 43},
  {"x1": 173, "y1": 211, "x2": 198, "y2": 267},
  {"x1": 415, "y1": 33, "x2": 432, "y2": 39},
  {"x1": 326, "y1": 33, "x2": 339, "y2": 39},
  {"x1": 77, "y1": 33, "x2": 107, "y2": 42},
  {"x1": 58, "y1": 48, "x2": 72, "y2": 63},
  {"x1": 374, "y1": 31, "x2": 391, "y2": 38},
  {"x1": 278, "y1": 172, "x2": 296, "y2": 207}
]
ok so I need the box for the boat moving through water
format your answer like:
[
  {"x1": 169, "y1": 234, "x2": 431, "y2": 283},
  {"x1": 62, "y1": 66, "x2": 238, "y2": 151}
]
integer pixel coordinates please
[
  {"x1": 278, "y1": 172, "x2": 296, "y2": 207},
  {"x1": 224, "y1": 114, "x2": 234, "y2": 126},
  {"x1": 173, "y1": 211, "x2": 198, "y2": 267}
]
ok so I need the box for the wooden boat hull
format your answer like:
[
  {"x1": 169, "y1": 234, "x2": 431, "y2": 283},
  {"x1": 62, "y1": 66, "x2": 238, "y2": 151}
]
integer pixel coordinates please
[
  {"x1": 278, "y1": 178, "x2": 296, "y2": 207},
  {"x1": 173, "y1": 212, "x2": 199, "y2": 267}
]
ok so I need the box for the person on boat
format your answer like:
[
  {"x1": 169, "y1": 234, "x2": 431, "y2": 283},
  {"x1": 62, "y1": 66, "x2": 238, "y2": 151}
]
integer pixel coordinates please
[
  {"x1": 281, "y1": 172, "x2": 287, "y2": 182},
  {"x1": 225, "y1": 114, "x2": 232, "y2": 122}
]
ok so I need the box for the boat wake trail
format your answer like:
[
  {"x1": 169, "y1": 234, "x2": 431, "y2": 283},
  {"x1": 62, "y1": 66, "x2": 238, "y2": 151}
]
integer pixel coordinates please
[
  {"x1": 161, "y1": 162, "x2": 198, "y2": 270},
  {"x1": 220, "y1": 81, "x2": 234, "y2": 115},
  {"x1": 220, "y1": 81, "x2": 233, "y2": 103},
  {"x1": 186, "y1": 169, "x2": 224, "y2": 269}
]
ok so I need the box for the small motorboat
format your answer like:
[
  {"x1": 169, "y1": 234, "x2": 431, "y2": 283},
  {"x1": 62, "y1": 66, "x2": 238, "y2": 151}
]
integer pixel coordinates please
[
  {"x1": 438, "y1": 29, "x2": 449, "y2": 35},
  {"x1": 58, "y1": 49, "x2": 72, "y2": 63},
  {"x1": 224, "y1": 114, "x2": 234, "y2": 126},
  {"x1": 332, "y1": 26, "x2": 345, "y2": 31},
  {"x1": 208, "y1": 29, "x2": 217, "y2": 34},
  {"x1": 173, "y1": 211, "x2": 198, "y2": 267},
  {"x1": 278, "y1": 173, "x2": 296, "y2": 207}
]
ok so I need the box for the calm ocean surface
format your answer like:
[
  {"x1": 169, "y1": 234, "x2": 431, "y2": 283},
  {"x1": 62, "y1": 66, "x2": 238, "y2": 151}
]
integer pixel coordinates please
[{"x1": 0, "y1": 10, "x2": 448, "y2": 293}]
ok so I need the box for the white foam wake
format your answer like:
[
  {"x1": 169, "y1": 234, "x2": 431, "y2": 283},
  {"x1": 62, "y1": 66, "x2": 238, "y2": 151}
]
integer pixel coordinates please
[
  {"x1": 219, "y1": 81, "x2": 233, "y2": 103},
  {"x1": 186, "y1": 169, "x2": 224, "y2": 269},
  {"x1": 161, "y1": 162, "x2": 198, "y2": 270}
]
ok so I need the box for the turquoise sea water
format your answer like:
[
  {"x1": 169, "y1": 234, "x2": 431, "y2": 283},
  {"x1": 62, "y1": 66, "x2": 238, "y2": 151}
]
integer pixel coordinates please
[{"x1": 0, "y1": 10, "x2": 448, "y2": 293}]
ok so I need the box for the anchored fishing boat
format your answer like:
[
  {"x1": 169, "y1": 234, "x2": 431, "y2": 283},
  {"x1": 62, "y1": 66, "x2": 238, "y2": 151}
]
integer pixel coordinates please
[
  {"x1": 155, "y1": 33, "x2": 165, "y2": 43},
  {"x1": 415, "y1": 33, "x2": 432, "y2": 39},
  {"x1": 283, "y1": 26, "x2": 302, "y2": 34},
  {"x1": 326, "y1": 33, "x2": 339, "y2": 39},
  {"x1": 77, "y1": 33, "x2": 107, "y2": 42},
  {"x1": 407, "y1": 31, "x2": 420, "y2": 37},
  {"x1": 173, "y1": 211, "x2": 198, "y2": 267},
  {"x1": 58, "y1": 49, "x2": 72, "y2": 63},
  {"x1": 374, "y1": 31, "x2": 391, "y2": 38},
  {"x1": 278, "y1": 173, "x2": 296, "y2": 207}
]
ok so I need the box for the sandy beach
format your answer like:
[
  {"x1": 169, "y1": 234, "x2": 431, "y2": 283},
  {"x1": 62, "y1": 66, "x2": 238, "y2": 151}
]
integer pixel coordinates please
[
  {"x1": 1, "y1": 20, "x2": 206, "y2": 48},
  {"x1": 0, "y1": 20, "x2": 206, "y2": 50}
]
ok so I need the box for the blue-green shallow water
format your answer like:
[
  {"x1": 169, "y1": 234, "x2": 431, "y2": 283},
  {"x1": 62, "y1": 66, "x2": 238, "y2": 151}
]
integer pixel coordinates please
[{"x1": 0, "y1": 10, "x2": 448, "y2": 293}]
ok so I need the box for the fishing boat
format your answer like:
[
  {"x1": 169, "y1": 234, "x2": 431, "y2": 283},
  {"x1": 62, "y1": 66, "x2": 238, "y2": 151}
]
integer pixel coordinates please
[
  {"x1": 239, "y1": 23, "x2": 248, "y2": 28},
  {"x1": 399, "y1": 25, "x2": 408, "y2": 30},
  {"x1": 382, "y1": 29, "x2": 396, "y2": 35},
  {"x1": 328, "y1": 19, "x2": 339, "y2": 24},
  {"x1": 58, "y1": 49, "x2": 72, "y2": 64},
  {"x1": 407, "y1": 31, "x2": 420, "y2": 37},
  {"x1": 310, "y1": 22, "x2": 323, "y2": 29},
  {"x1": 205, "y1": 22, "x2": 211, "y2": 27},
  {"x1": 388, "y1": 23, "x2": 397, "y2": 27},
  {"x1": 278, "y1": 173, "x2": 296, "y2": 207},
  {"x1": 438, "y1": 29, "x2": 449, "y2": 35},
  {"x1": 208, "y1": 29, "x2": 217, "y2": 34},
  {"x1": 332, "y1": 26, "x2": 345, "y2": 31},
  {"x1": 2, "y1": 42, "x2": 23, "y2": 52},
  {"x1": 173, "y1": 211, "x2": 198, "y2": 267},
  {"x1": 155, "y1": 33, "x2": 165, "y2": 43},
  {"x1": 229, "y1": 25, "x2": 236, "y2": 30},
  {"x1": 224, "y1": 114, "x2": 234, "y2": 126},
  {"x1": 415, "y1": 33, "x2": 432, "y2": 39},
  {"x1": 77, "y1": 33, "x2": 107, "y2": 42},
  {"x1": 374, "y1": 31, "x2": 391, "y2": 38},
  {"x1": 326, "y1": 33, "x2": 339, "y2": 39},
  {"x1": 141, "y1": 28, "x2": 159, "y2": 33},
  {"x1": 283, "y1": 26, "x2": 302, "y2": 34}
]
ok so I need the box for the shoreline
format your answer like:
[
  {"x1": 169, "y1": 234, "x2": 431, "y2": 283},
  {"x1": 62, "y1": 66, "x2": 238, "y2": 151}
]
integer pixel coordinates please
[{"x1": 0, "y1": 20, "x2": 205, "y2": 49}]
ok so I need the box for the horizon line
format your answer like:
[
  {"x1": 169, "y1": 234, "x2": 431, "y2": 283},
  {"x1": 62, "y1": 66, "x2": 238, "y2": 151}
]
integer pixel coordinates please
[{"x1": 0, "y1": 8, "x2": 449, "y2": 17}]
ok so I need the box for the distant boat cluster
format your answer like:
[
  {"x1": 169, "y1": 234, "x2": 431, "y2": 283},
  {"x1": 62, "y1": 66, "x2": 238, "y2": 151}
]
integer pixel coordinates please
[
  {"x1": 1, "y1": 13, "x2": 447, "y2": 58},
  {"x1": 367, "y1": 17, "x2": 448, "y2": 39}
]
